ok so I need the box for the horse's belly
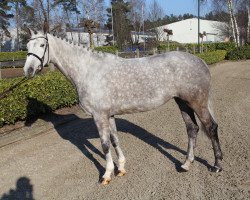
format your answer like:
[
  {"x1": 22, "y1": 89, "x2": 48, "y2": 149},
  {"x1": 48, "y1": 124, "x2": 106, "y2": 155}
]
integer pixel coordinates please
[{"x1": 111, "y1": 92, "x2": 172, "y2": 115}]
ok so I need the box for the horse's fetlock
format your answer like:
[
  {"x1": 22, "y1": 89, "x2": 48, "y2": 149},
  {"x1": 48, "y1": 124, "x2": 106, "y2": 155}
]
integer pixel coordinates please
[
  {"x1": 216, "y1": 152, "x2": 223, "y2": 160},
  {"x1": 118, "y1": 157, "x2": 126, "y2": 164}
]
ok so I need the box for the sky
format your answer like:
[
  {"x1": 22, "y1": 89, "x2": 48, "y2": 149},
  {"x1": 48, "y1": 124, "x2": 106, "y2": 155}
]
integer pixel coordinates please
[{"x1": 104, "y1": 0, "x2": 212, "y2": 16}]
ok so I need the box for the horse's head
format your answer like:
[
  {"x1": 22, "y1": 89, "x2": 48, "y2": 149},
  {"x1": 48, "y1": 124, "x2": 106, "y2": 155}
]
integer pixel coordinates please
[{"x1": 23, "y1": 26, "x2": 49, "y2": 78}]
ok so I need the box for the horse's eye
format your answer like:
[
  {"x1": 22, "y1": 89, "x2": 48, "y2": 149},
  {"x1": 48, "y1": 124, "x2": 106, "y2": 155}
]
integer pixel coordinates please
[{"x1": 40, "y1": 44, "x2": 45, "y2": 47}]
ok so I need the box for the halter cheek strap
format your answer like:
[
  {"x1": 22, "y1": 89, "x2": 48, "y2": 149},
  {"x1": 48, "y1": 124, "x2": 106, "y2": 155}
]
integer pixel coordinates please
[
  {"x1": 27, "y1": 36, "x2": 49, "y2": 68},
  {"x1": 27, "y1": 52, "x2": 44, "y2": 66}
]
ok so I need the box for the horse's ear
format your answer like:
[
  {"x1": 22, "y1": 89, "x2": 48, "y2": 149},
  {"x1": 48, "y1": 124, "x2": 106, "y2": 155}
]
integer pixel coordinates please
[
  {"x1": 22, "y1": 25, "x2": 34, "y2": 37},
  {"x1": 43, "y1": 21, "x2": 49, "y2": 34}
]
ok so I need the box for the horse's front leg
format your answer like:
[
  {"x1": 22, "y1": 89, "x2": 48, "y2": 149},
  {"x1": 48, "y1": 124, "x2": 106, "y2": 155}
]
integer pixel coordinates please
[
  {"x1": 93, "y1": 114, "x2": 114, "y2": 185},
  {"x1": 109, "y1": 117, "x2": 126, "y2": 176}
]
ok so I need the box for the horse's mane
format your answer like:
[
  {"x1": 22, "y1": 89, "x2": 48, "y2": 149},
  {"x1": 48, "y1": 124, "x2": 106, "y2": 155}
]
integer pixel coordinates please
[{"x1": 51, "y1": 33, "x2": 117, "y2": 60}]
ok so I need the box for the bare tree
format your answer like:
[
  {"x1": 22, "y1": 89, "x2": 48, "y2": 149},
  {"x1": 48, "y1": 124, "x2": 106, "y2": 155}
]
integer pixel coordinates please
[
  {"x1": 247, "y1": 3, "x2": 250, "y2": 42},
  {"x1": 0, "y1": 0, "x2": 13, "y2": 38},
  {"x1": 148, "y1": 0, "x2": 164, "y2": 22},
  {"x1": 83, "y1": 19, "x2": 100, "y2": 48},
  {"x1": 239, "y1": 0, "x2": 250, "y2": 43},
  {"x1": 147, "y1": 0, "x2": 165, "y2": 43},
  {"x1": 227, "y1": 0, "x2": 240, "y2": 46},
  {"x1": 32, "y1": 0, "x2": 51, "y2": 30},
  {"x1": 81, "y1": 0, "x2": 105, "y2": 25},
  {"x1": 127, "y1": 0, "x2": 145, "y2": 44},
  {"x1": 53, "y1": 0, "x2": 80, "y2": 41},
  {"x1": 10, "y1": 0, "x2": 28, "y2": 50},
  {"x1": 208, "y1": 0, "x2": 244, "y2": 46}
]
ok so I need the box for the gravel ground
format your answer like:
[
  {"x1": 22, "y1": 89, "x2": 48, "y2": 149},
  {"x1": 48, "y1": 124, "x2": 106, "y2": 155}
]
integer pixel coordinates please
[{"x1": 0, "y1": 60, "x2": 249, "y2": 200}]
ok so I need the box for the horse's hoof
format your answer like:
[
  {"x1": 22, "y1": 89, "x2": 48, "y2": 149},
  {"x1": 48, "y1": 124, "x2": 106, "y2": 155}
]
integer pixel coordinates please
[
  {"x1": 181, "y1": 164, "x2": 189, "y2": 172},
  {"x1": 211, "y1": 165, "x2": 222, "y2": 173},
  {"x1": 117, "y1": 169, "x2": 126, "y2": 177},
  {"x1": 101, "y1": 178, "x2": 111, "y2": 185}
]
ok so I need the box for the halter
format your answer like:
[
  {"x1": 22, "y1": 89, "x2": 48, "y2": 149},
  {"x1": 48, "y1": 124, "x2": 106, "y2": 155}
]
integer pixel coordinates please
[{"x1": 27, "y1": 35, "x2": 49, "y2": 68}]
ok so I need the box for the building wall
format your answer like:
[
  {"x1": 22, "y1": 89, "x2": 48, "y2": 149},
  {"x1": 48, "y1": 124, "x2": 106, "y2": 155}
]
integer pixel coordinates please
[
  {"x1": 65, "y1": 32, "x2": 109, "y2": 47},
  {"x1": 156, "y1": 18, "x2": 227, "y2": 43}
]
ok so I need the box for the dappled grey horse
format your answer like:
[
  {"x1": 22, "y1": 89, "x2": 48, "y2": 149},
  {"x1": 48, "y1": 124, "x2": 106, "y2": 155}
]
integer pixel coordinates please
[{"x1": 23, "y1": 27, "x2": 223, "y2": 185}]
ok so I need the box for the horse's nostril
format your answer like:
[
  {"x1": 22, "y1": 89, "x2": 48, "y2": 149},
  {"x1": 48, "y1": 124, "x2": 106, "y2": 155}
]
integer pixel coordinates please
[{"x1": 28, "y1": 67, "x2": 34, "y2": 75}]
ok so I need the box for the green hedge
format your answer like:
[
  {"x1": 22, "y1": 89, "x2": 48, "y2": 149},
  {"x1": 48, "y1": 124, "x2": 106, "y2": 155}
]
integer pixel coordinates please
[
  {"x1": 197, "y1": 50, "x2": 227, "y2": 65},
  {"x1": 158, "y1": 42, "x2": 235, "y2": 53},
  {"x1": 94, "y1": 46, "x2": 118, "y2": 54},
  {"x1": 0, "y1": 51, "x2": 27, "y2": 62},
  {"x1": 0, "y1": 72, "x2": 78, "y2": 127},
  {"x1": 215, "y1": 42, "x2": 236, "y2": 52},
  {"x1": 189, "y1": 42, "x2": 235, "y2": 52},
  {"x1": 226, "y1": 45, "x2": 250, "y2": 60},
  {"x1": 157, "y1": 43, "x2": 178, "y2": 51}
]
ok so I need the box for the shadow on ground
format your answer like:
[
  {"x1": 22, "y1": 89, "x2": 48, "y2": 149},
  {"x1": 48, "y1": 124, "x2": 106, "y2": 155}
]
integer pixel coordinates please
[
  {"x1": 25, "y1": 98, "x2": 212, "y2": 179},
  {"x1": 0, "y1": 177, "x2": 34, "y2": 200}
]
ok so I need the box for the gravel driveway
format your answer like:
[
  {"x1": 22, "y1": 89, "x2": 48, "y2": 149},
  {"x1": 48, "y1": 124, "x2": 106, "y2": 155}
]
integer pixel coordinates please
[{"x1": 0, "y1": 60, "x2": 249, "y2": 200}]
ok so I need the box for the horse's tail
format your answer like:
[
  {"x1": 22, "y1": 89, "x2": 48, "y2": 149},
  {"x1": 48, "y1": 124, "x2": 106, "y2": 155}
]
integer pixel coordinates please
[{"x1": 208, "y1": 91, "x2": 216, "y2": 121}]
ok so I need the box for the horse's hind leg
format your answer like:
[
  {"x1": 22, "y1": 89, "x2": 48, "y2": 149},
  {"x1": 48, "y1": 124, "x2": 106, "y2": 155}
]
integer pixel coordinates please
[
  {"x1": 191, "y1": 103, "x2": 223, "y2": 172},
  {"x1": 93, "y1": 114, "x2": 114, "y2": 185},
  {"x1": 175, "y1": 97, "x2": 199, "y2": 171},
  {"x1": 109, "y1": 117, "x2": 126, "y2": 176}
]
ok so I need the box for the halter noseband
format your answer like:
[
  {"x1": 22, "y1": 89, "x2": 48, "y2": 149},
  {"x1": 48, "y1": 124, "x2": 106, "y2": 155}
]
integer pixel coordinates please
[{"x1": 27, "y1": 36, "x2": 49, "y2": 68}]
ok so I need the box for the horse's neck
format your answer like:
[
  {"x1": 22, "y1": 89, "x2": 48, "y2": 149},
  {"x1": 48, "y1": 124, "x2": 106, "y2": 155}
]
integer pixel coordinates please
[{"x1": 47, "y1": 34, "x2": 90, "y2": 87}]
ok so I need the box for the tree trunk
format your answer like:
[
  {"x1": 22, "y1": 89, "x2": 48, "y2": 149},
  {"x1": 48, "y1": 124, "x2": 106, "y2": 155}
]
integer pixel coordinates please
[
  {"x1": 234, "y1": 14, "x2": 240, "y2": 46},
  {"x1": 15, "y1": 3, "x2": 20, "y2": 51},
  {"x1": 227, "y1": 0, "x2": 239, "y2": 46},
  {"x1": 66, "y1": 11, "x2": 73, "y2": 41},
  {"x1": 89, "y1": 33, "x2": 94, "y2": 49},
  {"x1": 76, "y1": 14, "x2": 81, "y2": 45},
  {"x1": 38, "y1": 0, "x2": 48, "y2": 25},
  {"x1": 247, "y1": 4, "x2": 250, "y2": 43},
  {"x1": 47, "y1": 0, "x2": 50, "y2": 31}
]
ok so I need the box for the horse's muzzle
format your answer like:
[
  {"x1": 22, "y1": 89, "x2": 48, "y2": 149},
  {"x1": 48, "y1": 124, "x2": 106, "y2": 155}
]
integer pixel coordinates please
[{"x1": 25, "y1": 67, "x2": 34, "y2": 78}]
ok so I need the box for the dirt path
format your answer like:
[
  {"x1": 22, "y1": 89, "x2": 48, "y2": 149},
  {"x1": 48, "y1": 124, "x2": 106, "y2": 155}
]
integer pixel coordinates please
[
  {"x1": 0, "y1": 67, "x2": 50, "y2": 79},
  {"x1": 0, "y1": 61, "x2": 249, "y2": 200}
]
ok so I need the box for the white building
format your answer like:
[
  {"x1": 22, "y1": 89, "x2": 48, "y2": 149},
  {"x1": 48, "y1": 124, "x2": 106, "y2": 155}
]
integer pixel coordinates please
[
  {"x1": 155, "y1": 18, "x2": 227, "y2": 44},
  {"x1": 65, "y1": 31, "x2": 109, "y2": 47}
]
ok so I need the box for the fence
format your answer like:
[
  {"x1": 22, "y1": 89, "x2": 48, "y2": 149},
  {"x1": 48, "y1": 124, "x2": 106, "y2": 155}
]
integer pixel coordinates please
[{"x1": 116, "y1": 45, "x2": 205, "y2": 58}]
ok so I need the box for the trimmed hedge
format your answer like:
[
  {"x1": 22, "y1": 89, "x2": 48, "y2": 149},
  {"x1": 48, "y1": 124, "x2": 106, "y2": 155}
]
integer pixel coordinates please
[
  {"x1": 94, "y1": 46, "x2": 118, "y2": 54},
  {"x1": 197, "y1": 50, "x2": 227, "y2": 65},
  {"x1": 157, "y1": 43, "x2": 178, "y2": 51},
  {"x1": 226, "y1": 45, "x2": 250, "y2": 60},
  {"x1": 215, "y1": 42, "x2": 236, "y2": 52},
  {"x1": 0, "y1": 72, "x2": 78, "y2": 127},
  {"x1": 157, "y1": 42, "x2": 235, "y2": 54},
  {"x1": 0, "y1": 51, "x2": 27, "y2": 62}
]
